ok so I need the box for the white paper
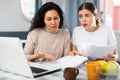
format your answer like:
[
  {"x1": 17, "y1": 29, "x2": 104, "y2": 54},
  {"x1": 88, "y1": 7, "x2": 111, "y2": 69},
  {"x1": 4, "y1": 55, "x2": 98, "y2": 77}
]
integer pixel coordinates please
[
  {"x1": 84, "y1": 45, "x2": 116, "y2": 59},
  {"x1": 53, "y1": 55, "x2": 88, "y2": 69},
  {"x1": 30, "y1": 55, "x2": 88, "y2": 71},
  {"x1": 31, "y1": 55, "x2": 88, "y2": 70}
]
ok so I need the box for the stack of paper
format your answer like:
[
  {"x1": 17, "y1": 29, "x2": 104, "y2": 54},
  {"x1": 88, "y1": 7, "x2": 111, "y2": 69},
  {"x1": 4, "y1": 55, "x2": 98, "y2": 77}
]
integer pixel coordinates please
[{"x1": 30, "y1": 55, "x2": 88, "y2": 70}]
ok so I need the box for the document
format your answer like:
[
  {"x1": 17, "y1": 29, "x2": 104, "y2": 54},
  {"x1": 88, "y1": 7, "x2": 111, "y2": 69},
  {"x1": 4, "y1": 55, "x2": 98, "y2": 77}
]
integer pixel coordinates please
[
  {"x1": 84, "y1": 45, "x2": 116, "y2": 59},
  {"x1": 51, "y1": 55, "x2": 88, "y2": 69},
  {"x1": 31, "y1": 55, "x2": 88, "y2": 70}
]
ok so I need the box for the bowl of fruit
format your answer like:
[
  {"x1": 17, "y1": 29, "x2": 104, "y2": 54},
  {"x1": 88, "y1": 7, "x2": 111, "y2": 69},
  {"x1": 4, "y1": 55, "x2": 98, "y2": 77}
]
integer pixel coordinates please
[{"x1": 96, "y1": 60, "x2": 120, "y2": 80}]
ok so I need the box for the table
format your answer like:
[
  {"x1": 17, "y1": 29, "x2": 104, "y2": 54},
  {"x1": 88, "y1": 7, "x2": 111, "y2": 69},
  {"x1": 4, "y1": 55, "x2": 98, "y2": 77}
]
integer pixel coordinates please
[
  {"x1": 0, "y1": 63, "x2": 120, "y2": 80},
  {"x1": 0, "y1": 63, "x2": 87, "y2": 80}
]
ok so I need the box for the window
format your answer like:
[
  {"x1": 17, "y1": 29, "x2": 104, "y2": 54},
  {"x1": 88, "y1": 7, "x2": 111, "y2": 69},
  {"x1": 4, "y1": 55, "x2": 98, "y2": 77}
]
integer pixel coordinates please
[
  {"x1": 100, "y1": 0, "x2": 120, "y2": 31},
  {"x1": 19, "y1": 0, "x2": 35, "y2": 20}
]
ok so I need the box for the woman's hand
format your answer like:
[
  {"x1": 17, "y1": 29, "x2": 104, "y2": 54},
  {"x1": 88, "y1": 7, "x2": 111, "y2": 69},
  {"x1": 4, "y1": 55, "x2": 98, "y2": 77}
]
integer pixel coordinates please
[
  {"x1": 28, "y1": 52, "x2": 55, "y2": 62},
  {"x1": 103, "y1": 49, "x2": 118, "y2": 61},
  {"x1": 70, "y1": 51, "x2": 89, "y2": 58},
  {"x1": 103, "y1": 54, "x2": 118, "y2": 61},
  {"x1": 70, "y1": 51, "x2": 79, "y2": 56},
  {"x1": 39, "y1": 53, "x2": 55, "y2": 59}
]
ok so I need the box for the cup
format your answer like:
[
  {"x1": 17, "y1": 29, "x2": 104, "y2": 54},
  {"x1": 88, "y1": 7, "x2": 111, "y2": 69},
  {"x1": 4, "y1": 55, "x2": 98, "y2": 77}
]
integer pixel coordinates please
[
  {"x1": 63, "y1": 67, "x2": 79, "y2": 80},
  {"x1": 85, "y1": 61, "x2": 101, "y2": 80}
]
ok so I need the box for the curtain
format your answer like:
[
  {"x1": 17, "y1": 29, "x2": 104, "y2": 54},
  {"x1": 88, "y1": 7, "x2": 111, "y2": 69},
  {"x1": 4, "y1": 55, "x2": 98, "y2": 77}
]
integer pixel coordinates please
[
  {"x1": 65, "y1": 0, "x2": 100, "y2": 35},
  {"x1": 35, "y1": 0, "x2": 42, "y2": 12}
]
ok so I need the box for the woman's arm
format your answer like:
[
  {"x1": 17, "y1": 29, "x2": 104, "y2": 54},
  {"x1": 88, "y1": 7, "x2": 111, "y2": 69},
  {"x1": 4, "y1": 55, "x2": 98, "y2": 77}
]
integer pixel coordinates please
[
  {"x1": 70, "y1": 44, "x2": 79, "y2": 56},
  {"x1": 63, "y1": 31, "x2": 71, "y2": 56}
]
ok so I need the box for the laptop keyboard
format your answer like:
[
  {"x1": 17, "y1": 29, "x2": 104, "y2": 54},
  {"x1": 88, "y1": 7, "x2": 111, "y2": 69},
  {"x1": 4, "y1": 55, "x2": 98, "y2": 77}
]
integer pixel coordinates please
[{"x1": 30, "y1": 67, "x2": 48, "y2": 73}]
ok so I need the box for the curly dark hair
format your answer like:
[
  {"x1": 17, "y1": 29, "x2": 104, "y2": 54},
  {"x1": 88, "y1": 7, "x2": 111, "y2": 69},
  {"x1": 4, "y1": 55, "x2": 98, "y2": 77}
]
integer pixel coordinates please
[{"x1": 30, "y1": 2, "x2": 64, "y2": 31}]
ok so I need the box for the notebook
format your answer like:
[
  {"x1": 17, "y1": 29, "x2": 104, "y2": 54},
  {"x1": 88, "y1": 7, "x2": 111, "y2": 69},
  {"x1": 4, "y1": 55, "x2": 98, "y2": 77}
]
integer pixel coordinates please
[{"x1": 0, "y1": 37, "x2": 61, "y2": 78}]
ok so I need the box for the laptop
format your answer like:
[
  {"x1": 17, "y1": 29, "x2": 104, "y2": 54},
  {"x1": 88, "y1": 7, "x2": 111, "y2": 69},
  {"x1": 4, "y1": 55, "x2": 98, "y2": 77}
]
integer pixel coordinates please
[{"x1": 0, "y1": 37, "x2": 61, "y2": 78}]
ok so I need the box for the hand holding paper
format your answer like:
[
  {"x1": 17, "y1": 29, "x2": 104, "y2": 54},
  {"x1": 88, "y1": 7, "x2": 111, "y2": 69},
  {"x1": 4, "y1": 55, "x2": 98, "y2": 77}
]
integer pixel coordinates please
[
  {"x1": 103, "y1": 53, "x2": 117, "y2": 61},
  {"x1": 84, "y1": 45, "x2": 116, "y2": 60}
]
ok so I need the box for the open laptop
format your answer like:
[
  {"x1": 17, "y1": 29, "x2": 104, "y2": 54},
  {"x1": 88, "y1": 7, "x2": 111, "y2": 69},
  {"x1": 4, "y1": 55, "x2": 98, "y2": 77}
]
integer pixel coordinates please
[{"x1": 0, "y1": 37, "x2": 61, "y2": 78}]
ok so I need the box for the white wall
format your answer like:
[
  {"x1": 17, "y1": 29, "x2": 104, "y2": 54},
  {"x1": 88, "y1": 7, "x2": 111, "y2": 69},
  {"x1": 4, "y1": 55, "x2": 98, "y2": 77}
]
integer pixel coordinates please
[
  {"x1": 0, "y1": 0, "x2": 30, "y2": 31},
  {"x1": 115, "y1": 31, "x2": 120, "y2": 61}
]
